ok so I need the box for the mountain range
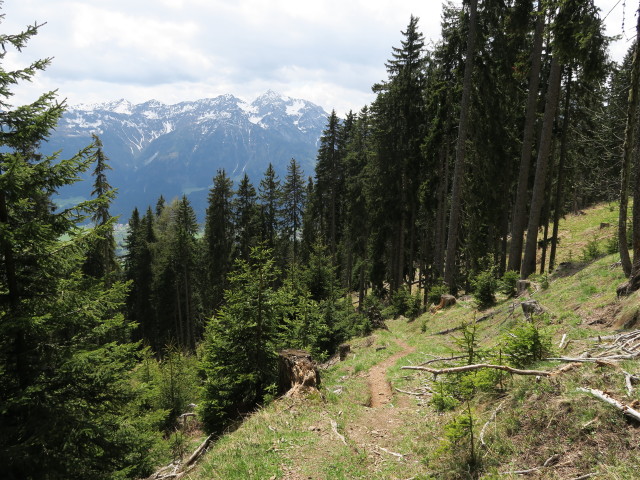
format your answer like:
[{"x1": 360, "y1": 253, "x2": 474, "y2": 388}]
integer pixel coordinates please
[{"x1": 42, "y1": 90, "x2": 329, "y2": 219}]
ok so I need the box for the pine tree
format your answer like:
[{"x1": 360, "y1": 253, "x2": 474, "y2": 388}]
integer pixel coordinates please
[
  {"x1": 200, "y1": 246, "x2": 282, "y2": 432},
  {"x1": 258, "y1": 163, "x2": 282, "y2": 251},
  {"x1": 82, "y1": 134, "x2": 119, "y2": 282},
  {"x1": 0, "y1": 14, "x2": 155, "y2": 478},
  {"x1": 282, "y1": 158, "x2": 306, "y2": 269},
  {"x1": 203, "y1": 169, "x2": 234, "y2": 311},
  {"x1": 234, "y1": 173, "x2": 260, "y2": 262},
  {"x1": 315, "y1": 110, "x2": 343, "y2": 259}
]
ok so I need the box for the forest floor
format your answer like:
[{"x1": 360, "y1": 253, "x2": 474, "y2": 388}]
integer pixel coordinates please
[{"x1": 178, "y1": 202, "x2": 640, "y2": 480}]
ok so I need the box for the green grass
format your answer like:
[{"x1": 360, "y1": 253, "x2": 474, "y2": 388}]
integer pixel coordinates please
[{"x1": 180, "y1": 201, "x2": 640, "y2": 480}]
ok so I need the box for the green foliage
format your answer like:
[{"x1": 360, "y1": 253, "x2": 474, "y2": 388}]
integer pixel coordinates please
[
  {"x1": 389, "y1": 286, "x2": 422, "y2": 319},
  {"x1": 0, "y1": 17, "x2": 159, "y2": 479},
  {"x1": 438, "y1": 403, "x2": 481, "y2": 478},
  {"x1": 471, "y1": 266, "x2": 498, "y2": 308},
  {"x1": 453, "y1": 321, "x2": 482, "y2": 365},
  {"x1": 200, "y1": 246, "x2": 282, "y2": 432},
  {"x1": 427, "y1": 280, "x2": 449, "y2": 305},
  {"x1": 502, "y1": 321, "x2": 552, "y2": 368},
  {"x1": 499, "y1": 270, "x2": 519, "y2": 297},
  {"x1": 582, "y1": 236, "x2": 600, "y2": 261}
]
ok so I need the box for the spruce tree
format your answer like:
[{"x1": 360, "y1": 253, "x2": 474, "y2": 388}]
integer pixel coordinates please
[
  {"x1": 0, "y1": 14, "x2": 155, "y2": 478},
  {"x1": 200, "y1": 246, "x2": 282, "y2": 432},
  {"x1": 82, "y1": 134, "x2": 118, "y2": 282},
  {"x1": 282, "y1": 158, "x2": 306, "y2": 269},
  {"x1": 234, "y1": 173, "x2": 260, "y2": 262},
  {"x1": 203, "y1": 169, "x2": 234, "y2": 311}
]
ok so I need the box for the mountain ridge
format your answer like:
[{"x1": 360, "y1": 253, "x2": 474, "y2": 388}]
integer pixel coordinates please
[{"x1": 45, "y1": 91, "x2": 329, "y2": 218}]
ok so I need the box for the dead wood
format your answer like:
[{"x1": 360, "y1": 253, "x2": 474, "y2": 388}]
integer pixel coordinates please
[
  {"x1": 278, "y1": 349, "x2": 320, "y2": 397},
  {"x1": 395, "y1": 387, "x2": 430, "y2": 397},
  {"x1": 577, "y1": 387, "x2": 640, "y2": 422},
  {"x1": 377, "y1": 446, "x2": 404, "y2": 459},
  {"x1": 431, "y1": 312, "x2": 495, "y2": 336},
  {"x1": 480, "y1": 400, "x2": 505, "y2": 448},
  {"x1": 329, "y1": 418, "x2": 347, "y2": 446},
  {"x1": 401, "y1": 363, "x2": 552, "y2": 377},
  {"x1": 420, "y1": 354, "x2": 467, "y2": 365},
  {"x1": 146, "y1": 434, "x2": 213, "y2": 480},
  {"x1": 499, "y1": 454, "x2": 561, "y2": 475}
]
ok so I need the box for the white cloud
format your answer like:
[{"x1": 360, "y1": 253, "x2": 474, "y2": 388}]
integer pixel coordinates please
[{"x1": 0, "y1": 0, "x2": 630, "y2": 117}]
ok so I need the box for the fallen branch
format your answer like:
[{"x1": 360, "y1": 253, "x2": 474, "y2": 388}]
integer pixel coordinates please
[
  {"x1": 500, "y1": 454, "x2": 561, "y2": 475},
  {"x1": 395, "y1": 387, "x2": 429, "y2": 397},
  {"x1": 547, "y1": 352, "x2": 640, "y2": 362},
  {"x1": 480, "y1": 400, "x2": 505, "y2": 448},
  {"x1": 401, "y1": 364, "x2": 551, "y2": 377},
  {"x1": 571, "y1": 474, "x2": 596, "y2": 480},
  {"x1": 420, "y1": 354, "x2": 466, "y2": 365},
  {"x1": 330, "y1": 418, "x2": 347, "y2": 446},
  {"x1": 577, "y1": 387, "x2": 640, "y2": 422},
  {"x1": 146, "y1": 434, "x2": 213, "y2": 479},
  {"x1": 377, "y1": 446, "x2": 404, "y2": 459},
  {"x1": 431, "y1": 312, "x2": 495, "y2": 336},
  {"x1": 183, "y1": 434, "x2": 213, "y2": 468},
  {"x1": 558, "y1": 334, "x2": 568, "y2": 349}
]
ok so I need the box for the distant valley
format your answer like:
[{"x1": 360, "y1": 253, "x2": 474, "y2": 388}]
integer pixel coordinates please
[{"x1": 42, "y1": 90, "x2": 329, "y2": 219}]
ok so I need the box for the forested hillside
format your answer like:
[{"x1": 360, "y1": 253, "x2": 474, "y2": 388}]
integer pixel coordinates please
[{"x1": 2, "y1": 0, "x2": 640, "y2": 478}]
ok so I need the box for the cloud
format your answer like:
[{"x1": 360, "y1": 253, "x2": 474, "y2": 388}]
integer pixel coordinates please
[{"x1": 0, "y1": 0, "x2": 630, "y2": 116}]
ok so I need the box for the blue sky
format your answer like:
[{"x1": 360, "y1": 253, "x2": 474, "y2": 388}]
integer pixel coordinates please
[{"x1": 2, "y1": 0, "x2": 632, "y2": 116}]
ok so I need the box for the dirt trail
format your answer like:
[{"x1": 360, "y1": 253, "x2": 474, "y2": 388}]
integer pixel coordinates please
[{"x1": 367, "y1": 338, "x2": 415, "y2": 407}]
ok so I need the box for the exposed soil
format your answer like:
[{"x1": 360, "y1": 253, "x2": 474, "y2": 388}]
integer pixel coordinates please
[{"x1": 367, "y1": 339, "x2": 415, "y2": 408}]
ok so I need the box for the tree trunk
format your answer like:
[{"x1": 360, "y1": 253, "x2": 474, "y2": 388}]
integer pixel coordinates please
[
  {"x1": 434, "y1": 142, "x2": 449, "y2": 277},
  {"x1": 508, "y1": 4, "x2": 545, "y2": 272},
  {"x1": 444, "y1": 0, "x2": 478, "y2": 290},
  {"x1": 619, "y1": 9, "x2": 640, "y2": 277},
  {"x1": 549, "y1": 68, "x2": 572, "y2": 272},
  {"x1": 521, "y1": 56, "x2": 563, "y2": 279}
]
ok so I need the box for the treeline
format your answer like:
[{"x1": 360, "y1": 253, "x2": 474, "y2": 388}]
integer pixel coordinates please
[{"x1": 304, "y1": 1, "x2": 626, "y2": 300}]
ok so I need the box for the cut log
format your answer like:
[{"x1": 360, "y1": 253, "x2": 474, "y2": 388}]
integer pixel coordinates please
[
  {"x1": 577, "y1": 387, "x2": 640, "y2": 422},
  {"x1": 278, "y1": 349, "x2": 320, "y2": 397},
  {"x1": 338, "y1": 343, "x2": 351, "y2": 361}
]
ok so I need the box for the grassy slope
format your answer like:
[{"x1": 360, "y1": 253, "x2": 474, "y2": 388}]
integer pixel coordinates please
[{"x1": 184, "y1": 202, "x2": 640, "y2": 480}]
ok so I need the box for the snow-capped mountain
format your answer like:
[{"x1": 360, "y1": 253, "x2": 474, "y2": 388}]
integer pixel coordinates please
[{"x1": 44, "y1": 91, "x2": 328, "y2": 218}]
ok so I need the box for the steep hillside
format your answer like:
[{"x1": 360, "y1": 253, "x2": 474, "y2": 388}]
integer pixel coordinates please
[{"x1": 168, "y1": 203, "x2": 640, "y2": 480}]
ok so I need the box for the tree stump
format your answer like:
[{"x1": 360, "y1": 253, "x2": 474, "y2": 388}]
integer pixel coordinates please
[
  {"x1": 338, "y1": 343, "x2": 351, "y2": 361},
  {"x1": 522, "y1": 299, "x2": 544, "y2": 320},
  {"x1": 278, "y1": 349, "x2": 320, "y2": 397},
  {"x1": 439, "y1": 294, "x2": 456, "y2": 308},
  {"x1": 516, "y1": 279, "x2": 531, "y2": 295}
]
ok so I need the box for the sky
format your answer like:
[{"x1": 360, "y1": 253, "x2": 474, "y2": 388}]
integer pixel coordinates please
[{"x1": 2, "y1": 0, "x2": 635, "y2": 117}]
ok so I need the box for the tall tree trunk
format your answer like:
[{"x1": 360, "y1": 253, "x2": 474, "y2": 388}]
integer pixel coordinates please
[
  {"x1": 434, "y1": 143, "x2": 449, "y2": 277},
  {"x1": 521, "y1": 56, "x2": 563, "y2": 278},
  {"x1": 508, "y1": 4, "x2": 545, "y2": 272},
  {"x1": 619, "y1": 10, "x2": 640, "y2": 277},
  {"x1": 444, "y1": 0, "x2": 478, "y2": 290},
  {"x1": 549, "y1": 68, "x2": 572, "y2": 272}
]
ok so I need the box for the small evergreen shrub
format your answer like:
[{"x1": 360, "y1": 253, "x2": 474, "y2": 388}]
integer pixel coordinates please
[
  {"x1": 427, "y1": 280, "x2": 449, "y2": 305},
  {"x1": 502, "y1": 321, "x2": 552, "y2": 368},
  {"x1": 582, "y1": 237, "x2": 600, "y2": 261},
  {"x1": 471, "y1": 267, "x2": 497, "y2": 308},
  {"x1": 388, "y1": 286, "x2": 422, "y2": 319},
  {"x1": 499, "y1": 270, "x2": 519, "y2": 297}
]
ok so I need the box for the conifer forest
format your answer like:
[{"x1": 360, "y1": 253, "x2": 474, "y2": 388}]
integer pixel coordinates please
[{"x1": 3, "y1": 1, "x2": 640, "y2": 478}]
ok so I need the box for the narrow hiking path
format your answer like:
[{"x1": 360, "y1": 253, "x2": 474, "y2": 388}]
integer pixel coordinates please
[
  {"x1": 367, "y1": 338, "x2": 415, "y2": 408},
  {"x1": 280, "y1": 332, "x2": 422, "y2": 479}
]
